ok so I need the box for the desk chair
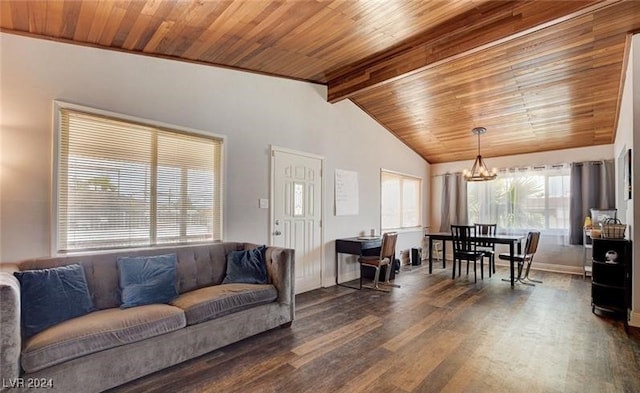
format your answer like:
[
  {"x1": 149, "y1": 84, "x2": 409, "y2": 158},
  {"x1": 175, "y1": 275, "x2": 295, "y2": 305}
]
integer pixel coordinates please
[
  {"x1": 499, "y1": 231, "x2": 542, "y2": 286},
  {"x1": 358, "y1": 232, "x2": 399, "y2": 291},
  {"x1": 474, "y1": 223, "x2": 497, "y2": 276},
  {"x1": 451, "y1": 225, "x2": 485, "y2": 283}
]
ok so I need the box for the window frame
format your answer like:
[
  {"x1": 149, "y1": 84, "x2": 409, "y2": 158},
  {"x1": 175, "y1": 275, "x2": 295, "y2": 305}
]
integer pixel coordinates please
[
  {"x1": 52, "y1": 101, "x2": 226, "y2": 254},
  {"x1": 466, "y1": 165, "x2": 570, "y2": 236},
  {"x1": 380, "y1": 169, "x2": 423, "y2": 231}
]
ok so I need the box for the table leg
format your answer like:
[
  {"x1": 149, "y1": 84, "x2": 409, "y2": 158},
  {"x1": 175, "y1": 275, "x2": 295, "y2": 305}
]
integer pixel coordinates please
[
  {"x1": 442, "y1": 240, "x2": 447, "y2": 268},
  {"x1": 509, "y1": 242, "x2": 515, "y2": 287},
  {"x1": 335, "y1": 250, "x2": 339, "y2": 286},
  {"x1": 429, "y1": 237, "x2": 433, "y2": 274}
]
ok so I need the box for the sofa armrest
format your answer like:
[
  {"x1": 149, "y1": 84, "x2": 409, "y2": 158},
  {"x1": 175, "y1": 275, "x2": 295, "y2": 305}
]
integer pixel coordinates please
[
  {"x1": 0, "y1": 268, "x2": 22, "y2": 379},
  {"x1": 263, "y1": 247, "x2": 294, "y2": 316}
]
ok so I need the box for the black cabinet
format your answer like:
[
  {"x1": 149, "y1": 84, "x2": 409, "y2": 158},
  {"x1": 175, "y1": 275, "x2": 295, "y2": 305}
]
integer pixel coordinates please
[{"x1": 591, "y1": 238, "x2": 632, "y2": 320}]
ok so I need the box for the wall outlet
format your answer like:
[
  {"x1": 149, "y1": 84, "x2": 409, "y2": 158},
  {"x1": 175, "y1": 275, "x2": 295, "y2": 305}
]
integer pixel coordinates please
[{"x1": 259, "y1": 198, "x2": 269, "y2": 209}]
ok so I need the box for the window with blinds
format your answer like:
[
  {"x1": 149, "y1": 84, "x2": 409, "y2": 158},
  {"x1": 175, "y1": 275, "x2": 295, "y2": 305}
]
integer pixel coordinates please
[
  {"x1": 381, "y1": 170, "x2": 422, "y2": 230},
  {"x1": 55, "y1": 103, "x2": 223, "y2": 252}
]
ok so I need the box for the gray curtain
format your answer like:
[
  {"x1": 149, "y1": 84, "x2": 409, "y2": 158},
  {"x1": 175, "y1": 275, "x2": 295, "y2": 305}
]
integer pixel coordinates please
[
  {"x1": 440, "y1": 173, "x2": 468, "y2": 232},
  {"x1": 569, "y1": 160, "x2": 615, "y2": 244}
]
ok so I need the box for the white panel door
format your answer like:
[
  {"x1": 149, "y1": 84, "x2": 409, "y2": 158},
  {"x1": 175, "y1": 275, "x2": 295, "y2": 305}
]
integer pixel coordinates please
[{"x1": 271, "y1": 148, "x2": 323, "y2": 294}]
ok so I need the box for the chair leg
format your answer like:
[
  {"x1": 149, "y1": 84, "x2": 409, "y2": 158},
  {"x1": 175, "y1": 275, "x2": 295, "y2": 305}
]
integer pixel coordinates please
[
  {"x1": 372, "y1": 266, "x2": 381, "y2": 288},
  {"x1": 473, "y1": 260, "x2": 477, "y2": 283},
  {"x1": 480, "y1": 259, "x2": 484, "y2": 280},
  {"x1": 502, "y1": 260, "x2": 529, "y2": 285},
  {"x1": 515, "y1": 262, "x2": 523, "y2": 281},
  {"x1": 512, "y1": 261, "x2": 538, "y2": 286},
  {"x1": 488, "y1": 255, "x2": 493, "y2": 278},
  {"x1": 360, "y1": 265, "x2": 392, "y2": 292},
  {"x1": 522, "y1": 261, "x2": 543, "y2": 284},
  {"x1": 385, "y1": 262, "x2": 391, "y2": 282},
  {"x1": 382, "y1": 263, "x2": 401, "y2": 288}
]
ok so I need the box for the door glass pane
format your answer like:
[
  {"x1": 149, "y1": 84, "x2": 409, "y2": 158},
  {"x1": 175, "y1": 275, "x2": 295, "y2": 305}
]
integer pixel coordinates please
[{"x1": 294, "y1": 182, "x2": 304, "y2": 216}]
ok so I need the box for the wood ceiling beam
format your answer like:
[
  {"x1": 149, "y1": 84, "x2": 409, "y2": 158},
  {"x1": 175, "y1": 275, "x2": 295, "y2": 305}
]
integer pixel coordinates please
[{"x1": 327, "y1": 0, "x2": 622, "y2": 103}]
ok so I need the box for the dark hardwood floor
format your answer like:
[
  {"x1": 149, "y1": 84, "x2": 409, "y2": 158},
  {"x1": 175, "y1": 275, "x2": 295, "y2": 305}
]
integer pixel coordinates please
[{"x1": 109, "y1": 264, "x2": 640, "y2": 393}]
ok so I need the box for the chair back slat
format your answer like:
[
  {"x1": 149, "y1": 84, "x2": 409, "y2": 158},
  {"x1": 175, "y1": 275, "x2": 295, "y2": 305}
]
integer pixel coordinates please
[
  {"x1": 451, "y1": 225, "x2": 476, "y2": 253},
  {"x1": 474, "y1": 223, "x2": 496, "y2": 248}
]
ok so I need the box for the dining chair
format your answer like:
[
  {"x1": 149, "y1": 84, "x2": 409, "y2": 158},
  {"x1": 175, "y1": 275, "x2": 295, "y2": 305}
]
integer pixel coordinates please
[
  {"x1": 499, "y1": 231, "x2": 542, "y2": 285},
  {"x1": 358, "y1": 232, "x2": 400, "y2": 291},
  {"x1": 474, "y1": 223, "x2": 497, "y2": 276},
  {"x1": 450, "y1": 225, "x2": 485, "y2": 283}
]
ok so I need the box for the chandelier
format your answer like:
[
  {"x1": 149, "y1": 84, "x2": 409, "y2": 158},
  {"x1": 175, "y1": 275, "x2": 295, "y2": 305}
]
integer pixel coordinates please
[{"x1": 463, "y1": 127, "x2": 497, "y2": 182}]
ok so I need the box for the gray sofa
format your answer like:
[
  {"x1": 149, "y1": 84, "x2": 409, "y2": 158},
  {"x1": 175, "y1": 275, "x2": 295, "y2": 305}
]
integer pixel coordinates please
[{"x1": 0, "y1": 242, "x2": 294, "y2": 393}]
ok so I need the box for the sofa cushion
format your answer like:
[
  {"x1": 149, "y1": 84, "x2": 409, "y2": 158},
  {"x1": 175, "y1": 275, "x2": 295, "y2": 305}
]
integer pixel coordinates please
[
  {"x1": 171, "y1": 283, "x2": 277, "y2": 326},
  {"x1": 222, "y1": 245, "x2": 267, "y2": 284},
  {"x1": 21, "y1": 304, "x2": 186, "y2": 373},
  {"x1": 14, "y1": 264, "x2": 95, "y2": 338},
  {"x1": 117, "y1": 254, "x2": 179, "y2": 308}
]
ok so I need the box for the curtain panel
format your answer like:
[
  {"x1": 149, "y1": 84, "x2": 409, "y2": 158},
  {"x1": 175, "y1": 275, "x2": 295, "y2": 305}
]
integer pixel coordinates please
[
  {"x1": 440, "y1": 173, "x2": 467, "y2": 232},
  {"x1": 568, "y1": 160, "x2": 615, "y2": 245}
]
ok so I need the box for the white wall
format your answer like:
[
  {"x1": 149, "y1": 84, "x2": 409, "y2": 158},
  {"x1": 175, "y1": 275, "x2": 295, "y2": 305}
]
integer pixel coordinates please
[
  {"x1": 614, "y1": 34, "x2": 639, "y2": 326},
  {"x1": 0, "y1": 33, "x2": 429, "y2": 288}
]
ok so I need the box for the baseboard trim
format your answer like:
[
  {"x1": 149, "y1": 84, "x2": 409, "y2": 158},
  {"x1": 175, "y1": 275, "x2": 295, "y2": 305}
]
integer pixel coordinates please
[{"x1": 629, "y1": 310, "x2": 640, "y2": 327}]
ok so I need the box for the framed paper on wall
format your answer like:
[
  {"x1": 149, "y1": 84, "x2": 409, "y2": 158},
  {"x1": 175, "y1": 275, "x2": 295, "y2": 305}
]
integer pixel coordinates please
[{"x1": 335, "y1": 169, "x2": 359, "y2": 216}]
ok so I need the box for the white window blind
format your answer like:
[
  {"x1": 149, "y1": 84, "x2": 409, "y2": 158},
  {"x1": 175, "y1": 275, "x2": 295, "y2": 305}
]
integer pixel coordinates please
[
  {"x1": 381, "y1": 170, "x2": 422, "y2": 230},
  {"x1": 56, "y1": 106, "x2": 223, "y2": 252}
]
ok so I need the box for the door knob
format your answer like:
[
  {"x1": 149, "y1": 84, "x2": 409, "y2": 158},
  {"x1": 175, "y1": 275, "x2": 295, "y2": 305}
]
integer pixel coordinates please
[{"x1": 273, "y1": 230, "x2": 282, "y2": 236}]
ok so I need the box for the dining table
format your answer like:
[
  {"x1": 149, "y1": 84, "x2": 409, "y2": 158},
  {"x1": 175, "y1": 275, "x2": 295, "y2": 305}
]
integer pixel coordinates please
[{"x1": 426, "y1": 232, "x2": 526, "y2": 287}]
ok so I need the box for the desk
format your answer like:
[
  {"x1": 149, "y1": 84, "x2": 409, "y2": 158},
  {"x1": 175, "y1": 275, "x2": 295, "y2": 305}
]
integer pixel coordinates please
[
  {"x1": 427, "y1": 232, "x2": 525, "y2": 287},
  {"x1": 335, "y1": 237, "x2": 381, "y2": 289}
]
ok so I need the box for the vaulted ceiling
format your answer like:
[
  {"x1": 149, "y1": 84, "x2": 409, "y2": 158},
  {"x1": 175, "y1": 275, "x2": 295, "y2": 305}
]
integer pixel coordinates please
[{"x1": 2, "y1": 0, "x2": 640, "y2": 163}]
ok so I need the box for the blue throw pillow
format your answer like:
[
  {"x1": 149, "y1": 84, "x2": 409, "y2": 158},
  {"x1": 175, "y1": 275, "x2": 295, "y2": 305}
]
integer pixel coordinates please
[
  {"x1": 223, "y1": 245, "x2": 267, "y2": 284},
  {"x1": 117, "y1": 254, "x2": 179, "y2": 309},
  {"x1": 14, "y1": 264, "x2": 95, "y2": 339}
]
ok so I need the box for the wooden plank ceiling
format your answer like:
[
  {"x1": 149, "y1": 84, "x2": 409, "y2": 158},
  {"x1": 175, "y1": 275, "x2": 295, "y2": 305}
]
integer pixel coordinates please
[{"x1": 2, "y1": 0, "x2": 640, "y2": 164}]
